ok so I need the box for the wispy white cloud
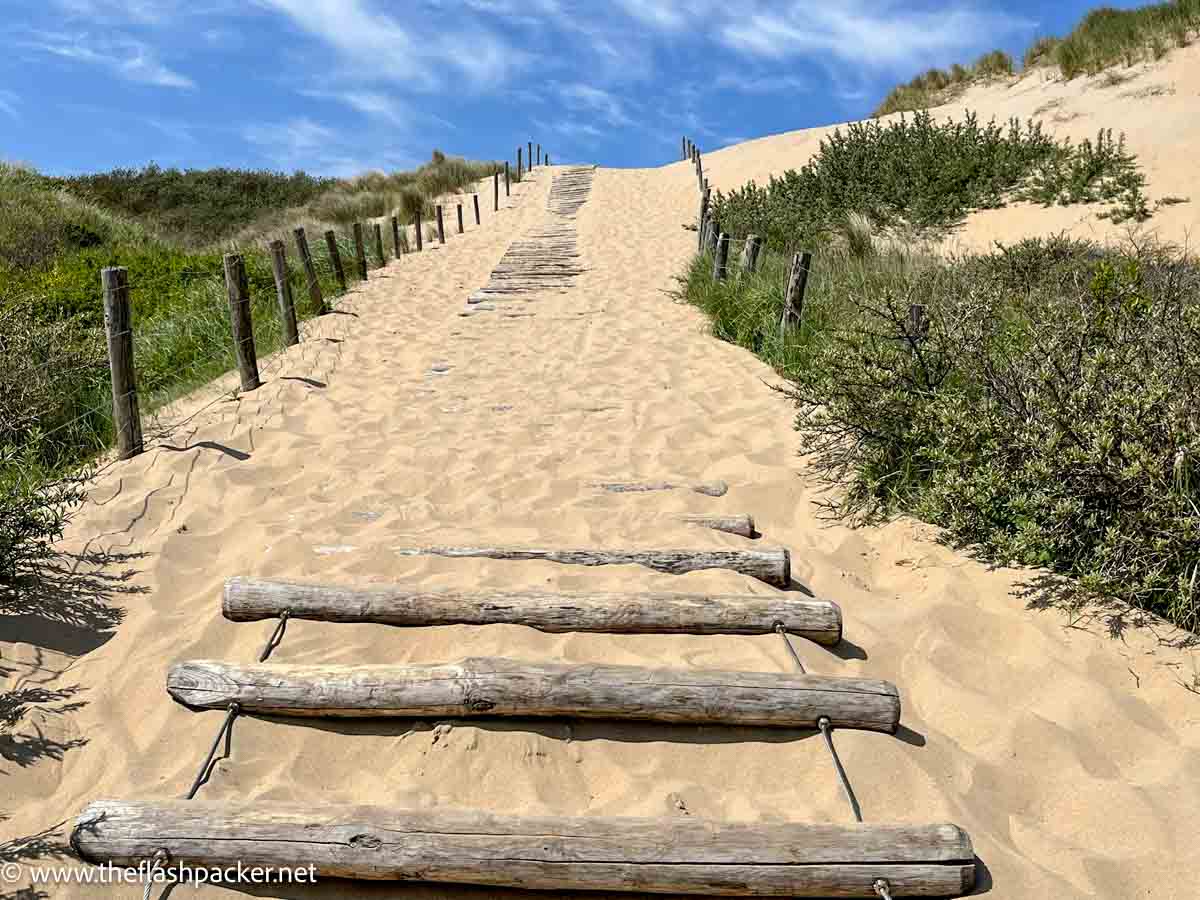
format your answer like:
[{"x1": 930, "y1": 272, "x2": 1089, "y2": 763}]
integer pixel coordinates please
[
  {"x1": 258, "y1": 0, "x2": 527, "y2": 92},
  {"x1": 0, "y1": 89, "x2": 18, "y2": 119},
  {"x1": 719, "y1": 2, "x2": 1033, "y2": 69},
  {"x1": 558, "y1": 83, "x2": 632, "y2": 127},
  {"x1": 713, "y1": 71, "x2": 811, "y2": 94},
  {"x1": 241, "y1": 115, "x2": 422, "y2": 176},
  {"x1": 17, "y1": 29, "x2": 194, "y2": 87}
]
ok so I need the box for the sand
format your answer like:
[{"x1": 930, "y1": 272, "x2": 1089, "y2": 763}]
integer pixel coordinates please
[{"x1": 4, "y1": 47, "x2": 1200, "y2": 900}]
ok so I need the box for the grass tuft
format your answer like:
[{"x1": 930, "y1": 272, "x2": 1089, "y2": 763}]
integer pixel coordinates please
[{"x1": 872, "y1": 0, "x2": 1200, "y2": 115}]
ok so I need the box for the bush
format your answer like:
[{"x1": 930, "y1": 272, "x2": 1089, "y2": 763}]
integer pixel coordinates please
[
  {"x1": 679, "y1": 236, "x2": 1200, "y2": 631},
  {"x1": 46, "y1": 165, "x2": 337, "y2": 247},
  {"x1": 707, "y1": 110, "x2": 1150, "y2": 252},
  {"x1": 0, "y1": 439, "x2": 89, "y2": 582}
]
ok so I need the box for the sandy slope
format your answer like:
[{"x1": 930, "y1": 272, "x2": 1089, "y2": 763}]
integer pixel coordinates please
[
  {"x1": 701, "y1": 40, "x2": 1200, "y2": 254},
  {"x1": 4, "y1": 50, "x2": 1200, "y2": 900}
]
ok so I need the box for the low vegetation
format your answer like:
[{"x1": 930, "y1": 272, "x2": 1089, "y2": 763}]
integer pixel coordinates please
[
  {"x1": 684, "y1": 105, "x2": 1196, "y2": 631},
  {"x1": 872, "y1": 50, "x2": 1013, "y2": 118},
  {"x1": 707, "y1": 110, "x2": 1149, "y2": 252},
  {"x1": 0, "y1": 150, "x2": 512, "y2": 577},
  {"x1": 873, "y1": 0, "x2": 1200, "y2": 117},
  {"x1": 681, "y1": 234, "x2": 1200, "y2": 632}
]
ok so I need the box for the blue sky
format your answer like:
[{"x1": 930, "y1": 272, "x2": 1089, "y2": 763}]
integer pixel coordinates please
[{"x1": 0, "y1": 0, "x2": 1157, "y2": 176}]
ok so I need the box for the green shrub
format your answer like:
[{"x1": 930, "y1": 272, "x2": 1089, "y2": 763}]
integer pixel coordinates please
[
  {"x1": 679, "y1": 236, "x2": 1200, "y2": 631},
  {"x1": 0, "y1": 438, "x2": 89, "y2": 582},
  {"x1": 1023, "y1": 36, "x2": 1062, "y2": 68},
  {"x1": 707, "y1": 110, "x2": 1150, "y2": 252},
  {"x1": 45, "y1": 165, "x2": 337, "y2": 247}
]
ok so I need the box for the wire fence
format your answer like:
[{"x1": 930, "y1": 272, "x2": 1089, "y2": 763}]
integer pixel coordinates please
[{"x1": 1, "y1": 146, "x2": 551, "y2": 488}]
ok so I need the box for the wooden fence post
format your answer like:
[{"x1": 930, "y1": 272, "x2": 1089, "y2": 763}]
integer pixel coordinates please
[
  {"x1": 352, "y1": 223, "x2": 368, "y2": 280},
  {"x1": 504, "y1": 161, "x2": 510, "y2": 196},
  {"x1": 908, "y1": 304, "x2": 929, "y2": 347},
  {"x1": 517, "y1": 148, "x2": 523, "y2": 180},
  {"x1": 391, "y1": 216, "x2": 403, "y2": 258},
  {"x1": 457, "y1": 202, "x2": 464, "y2": 234},
  {"x1": 223, "y1": 253, "x2": 260, "y2": 393},
  {"x1": 528, "y1": 141, "x2": 532, "y2": 170},
  {"x1": 697, "y1": 188, "x2": 710, "y2": 251},
  {"x1": 372, "y1": 223, "x2": 385, "y2": 267},
  {"x1": 682, "y1": 136, "x2": 687, "y2": 159},
  {"x1": 268, "y1": 240, "x2": 300, "y2": 347},
  {"x1": 436, "y1": 205, "x2": 445, "y2": 244},
  {"x1": 536, "y1": 143, "x2": 541, "y2": 166},
  {"x1": 474, "y1": 193, "x2": 481, "y2": 226},
  {"x1": 739, "y1": 235, "x2": 762, "y2": 276},
  {"x1": 323, "y1": 230, "x2": 347, "y2": 292},
  {"x1": 706, "y1": 218, "x2": 719, "y2": 256},
  {"x1": 293, "y1": 227, "x2": 327, "y2": 314},
  {"x1": 713, "y1": 233, "x2": 730, "y2": 281},
  {"x1": 780, "y1": 251, "x2": 813, "y2": 336},
  {"x1": 414, "y1": 211, "x2": 423, "y2": 251},
  {"x1": 545, "y1": 154, "x2": 550, "y2": 166},
  {"x1": 100, "y1": 266, "x2": 143, "y2": 459}
]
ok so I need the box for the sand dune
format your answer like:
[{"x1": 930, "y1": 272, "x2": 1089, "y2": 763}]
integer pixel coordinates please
[{"x1": 4, "y1": 48, "x2": 1200, "y2": 900}]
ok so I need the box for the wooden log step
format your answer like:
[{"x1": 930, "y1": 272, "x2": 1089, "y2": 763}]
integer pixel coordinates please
[
  {"x1": 392, "y1": 545, "x2": 790, "y2": 587},
  {"x1": 73, "y1": 800, "x2": 975, "y2": 896},
  {"x1": 167, "y1": 656, "x2": 899, "y2": 731},
  {"x1": 222, "y1": 577, "x2": 842, "y2": 643},
  {"x1": 678, "y1": 513, "x2": 755, "y2": 536},
  {"x1": 593, "y1": 479, "x2": 728, "y2": 496}
]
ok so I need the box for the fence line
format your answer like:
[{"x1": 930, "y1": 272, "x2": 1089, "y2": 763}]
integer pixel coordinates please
[{"x1": 82, "y1": 147, "x2": 547, "y2": 463}]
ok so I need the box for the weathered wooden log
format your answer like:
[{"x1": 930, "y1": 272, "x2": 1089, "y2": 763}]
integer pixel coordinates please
[
  {"x1": 678, "y1": 513, "x2": 755, "y2": 537},
  {"x1": 323, "y1": 230, "x2": 347, "y2": 292},
  {"x1": 436, "y1": 205, "x2": 446, "y2": 244},
  {"x1": 740, "y1": 234, "x2": 762, "y2": 275},
  {"x1": 72, "y1": 800, "x2": 975, "y2": 896},
  {"x1": 372, "y1": 222, "x2": 385, "y2": 266},
  {"x1": 393, "y1": 545, "x2": 789, "y2": 587},
  {"x1": 292, "y1": 227, "x2": 327, "y2": 314},
  {"x1": 698, "y1": 187, "x2": 711, "y2": 251},
  {"x1": 713, "y1": 233, "x2": 731, "y2": 281},
  {"x1": 222, "y1": 577, "x2": 841, "y2": 643},
  {"x1": 352, "y1": 223, "x2": 368, "y2": 280},
  {"x1": 222, "y1": 254, "x2": 260, "y2": 392},
  {"x1": 414, "y1": 210, "x2": 423, "y2": 251},
  {"x1": 473, "y1": 192, "x2": 481, "y2": 225},
  {"x1": 592, "y1": 479, "x2": 728, "y2": 496},
  {"x1": 457, "y1": 202, "x2": 464, "y2": 234},
  {"x1": 268, "y1": 240, "x2": 299, "y2": 347},
  {"x1": 781, "y1": 250, "x2": 812, "y2": 336},
  {"x1": 391, "y1": 215, "x2": 402, "y2": 258},
  {"x1": 101, "y1": 267, "x2": 143, "y2": 459},
  {"x1": 167, "y1": 656, "x2": 898, "y2": 731}
]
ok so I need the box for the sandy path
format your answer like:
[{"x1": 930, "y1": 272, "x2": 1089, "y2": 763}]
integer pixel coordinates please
[{"x1": 3, "y1": 150, "x2": 1200, "y2": 900}]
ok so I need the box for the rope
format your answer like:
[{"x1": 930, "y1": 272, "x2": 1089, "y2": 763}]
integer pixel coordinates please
[
  {"x1": 818, "y1": 716, "x2": 863, "y2": 823},
  {"x1": 774, "y1": 623, "x2": 806, "y2": 673},
  {"x1": 259, "y1": 610, "x2": 290, "y2": 661},
  {"x1": 775, "y1": 624, "x2": 863, "y2": 823},
  {"x1": 183, "y1": 702, "x2": 240, "y2": 800},
  {"x1": 141, "y1": 848, "x2": 169, "y2": 900}
]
